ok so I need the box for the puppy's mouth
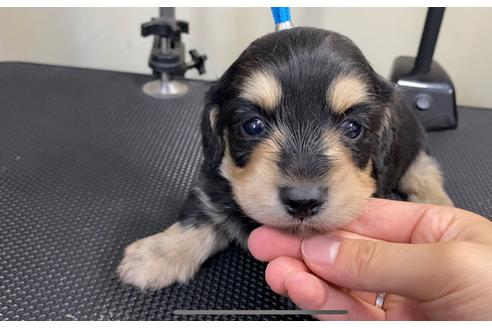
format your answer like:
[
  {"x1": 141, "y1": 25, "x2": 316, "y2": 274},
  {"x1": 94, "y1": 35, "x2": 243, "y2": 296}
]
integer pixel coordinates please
[{"x1": 273, "y1": 214, "x2": 328, "y2": 237}]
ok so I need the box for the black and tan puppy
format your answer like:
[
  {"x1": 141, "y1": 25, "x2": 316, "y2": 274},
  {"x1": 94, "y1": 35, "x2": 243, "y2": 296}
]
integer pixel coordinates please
[{"x1": 118, "y1": 27, "x2": 453, "y2": 289}]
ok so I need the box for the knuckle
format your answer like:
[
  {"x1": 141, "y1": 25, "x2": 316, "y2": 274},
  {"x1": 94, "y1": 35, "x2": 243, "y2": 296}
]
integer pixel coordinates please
[
  {"x1": 440, "y1": 241, "x2": 473, "y2": 266},
  {"x1": 433, "y1": 241, "x2": 478, "y2": 295},
  {"x1": 349, "y1": 240, "x2": 381, "y2": 281}
]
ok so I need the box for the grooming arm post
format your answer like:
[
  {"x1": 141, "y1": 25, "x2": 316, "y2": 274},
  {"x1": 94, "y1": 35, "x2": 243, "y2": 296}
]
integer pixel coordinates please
[{"x1": 413, "y1": 8, "x2": 445, "y2": 74}]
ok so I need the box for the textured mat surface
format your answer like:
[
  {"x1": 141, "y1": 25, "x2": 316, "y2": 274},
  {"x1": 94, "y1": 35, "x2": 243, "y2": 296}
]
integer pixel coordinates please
[{"x1": 0, "y1": 62, "x2": 491, "y2": 321}]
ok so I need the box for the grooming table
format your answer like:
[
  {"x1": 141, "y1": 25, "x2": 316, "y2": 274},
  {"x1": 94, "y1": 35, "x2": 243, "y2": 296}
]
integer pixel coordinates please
[{"x1": 0, "y1": 62, "x2": 491, "y2": 320}]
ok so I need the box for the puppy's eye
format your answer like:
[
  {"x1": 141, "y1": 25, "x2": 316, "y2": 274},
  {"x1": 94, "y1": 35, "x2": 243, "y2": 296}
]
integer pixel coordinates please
[
  {"x1": 242, "y1": 118, "x2": 265, "y2": 136},
  {"x1": 340, "y1": 120, "x2": 362, "y2": 139}
]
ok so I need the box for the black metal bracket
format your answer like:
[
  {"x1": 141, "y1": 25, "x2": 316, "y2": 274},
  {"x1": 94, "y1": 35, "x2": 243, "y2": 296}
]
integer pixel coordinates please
[
  {"x1": 390, "y1": 7, "x2": 457, "y2": 131},
  {"x1": 141, "y1": 8, "x2": 207, "y2": 78}
]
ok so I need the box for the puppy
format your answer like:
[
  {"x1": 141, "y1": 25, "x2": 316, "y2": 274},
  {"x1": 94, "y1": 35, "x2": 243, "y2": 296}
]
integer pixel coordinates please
[{"x1": 117, "y1": 27, "x2": 453, "y2": 290}]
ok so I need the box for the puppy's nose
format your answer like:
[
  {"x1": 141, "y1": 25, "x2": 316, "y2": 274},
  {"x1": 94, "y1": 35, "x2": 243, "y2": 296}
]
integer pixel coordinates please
[{"x1": 279, "y1": 186, "x2": 327, "y2": 219}]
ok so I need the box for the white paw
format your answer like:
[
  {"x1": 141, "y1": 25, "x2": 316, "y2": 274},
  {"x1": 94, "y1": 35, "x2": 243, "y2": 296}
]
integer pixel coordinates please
[
  {"x1": 117, "y1": 237, "x2": 187, "y2": 289},
  {"x1": 117, "y1": 223, "x2": 226, "y2": 290},
  {"x1": 408, "y1": 191, "x2": 454, "y2": 207}
]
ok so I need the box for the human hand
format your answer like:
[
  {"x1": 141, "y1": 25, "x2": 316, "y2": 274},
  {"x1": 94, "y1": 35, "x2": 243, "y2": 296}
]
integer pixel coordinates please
[{"x1": 248, "y1": 198, "x2": 492, "y2": 320}]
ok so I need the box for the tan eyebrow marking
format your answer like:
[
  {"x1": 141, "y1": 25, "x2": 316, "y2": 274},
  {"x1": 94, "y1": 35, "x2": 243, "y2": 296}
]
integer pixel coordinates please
[
  {"x1": 240, "y1": 70, "x2": 282, "y2": 111},
  {"x1": 327, "y1": 75, "x2": 369, "y2": 114}
]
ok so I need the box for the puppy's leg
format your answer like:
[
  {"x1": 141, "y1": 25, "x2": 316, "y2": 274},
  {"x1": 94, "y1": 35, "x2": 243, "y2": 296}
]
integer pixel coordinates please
[
  {"x1": 117, "y1": 191, "x2": 229, "y2": 290},
  {"x1": 399, "y1": 151, "x2": 454, "y2": 206}
]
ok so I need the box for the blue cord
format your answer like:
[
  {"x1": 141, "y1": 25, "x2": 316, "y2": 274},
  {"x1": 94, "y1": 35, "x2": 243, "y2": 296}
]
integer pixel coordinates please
[{"x1": 271, "y1": 7, "x2": 291, "y2": 24}]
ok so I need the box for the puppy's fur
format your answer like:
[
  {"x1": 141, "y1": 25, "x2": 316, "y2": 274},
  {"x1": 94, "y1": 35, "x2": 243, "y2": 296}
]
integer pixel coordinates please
[{"x1": 118, "y1": 27, "x2": 453, "y2": 289}]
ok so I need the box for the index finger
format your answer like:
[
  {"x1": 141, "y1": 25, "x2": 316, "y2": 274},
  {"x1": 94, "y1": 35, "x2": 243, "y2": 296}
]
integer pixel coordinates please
[
  {"x1": 250, "y1": 198, "x2": 478, "y2": 260},
  {"x1": 341, "y1": 198, "x2": 465, "y2": 243},
  {"x1": 248, "y1": 223, "x2": 380, "y2": 262},
  {"x1": 248, "y1": 225, "x2": 302, "y2": 261},
  {"x1": 247, "y1": 198, "x2": 430, "y2": 261}
]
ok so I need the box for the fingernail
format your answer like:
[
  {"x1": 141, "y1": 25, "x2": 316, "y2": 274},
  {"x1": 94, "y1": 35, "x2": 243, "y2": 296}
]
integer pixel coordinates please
[{"x1": 301, "y1": 235, "x2": 341, "y2": 265}]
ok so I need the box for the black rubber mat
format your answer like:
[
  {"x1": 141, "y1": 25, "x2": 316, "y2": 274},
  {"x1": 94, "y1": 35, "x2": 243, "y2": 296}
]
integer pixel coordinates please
[{"x1": 0, "y1": 62, "x2": 491, "y2": 321}]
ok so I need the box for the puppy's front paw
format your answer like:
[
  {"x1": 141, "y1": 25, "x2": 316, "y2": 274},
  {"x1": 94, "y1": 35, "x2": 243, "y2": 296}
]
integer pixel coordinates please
[
  {"x1": 117, "y1": 236, "x2": 187, "y2": 290},
  {"x1": 117, "y1": 222, "x2": 227, "y2": 290}
]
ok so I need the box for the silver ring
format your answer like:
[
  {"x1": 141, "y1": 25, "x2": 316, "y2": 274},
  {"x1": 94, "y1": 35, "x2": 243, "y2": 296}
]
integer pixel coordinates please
[{"x1": 374, "y1": 292, "x2": 386, "y2": 309}]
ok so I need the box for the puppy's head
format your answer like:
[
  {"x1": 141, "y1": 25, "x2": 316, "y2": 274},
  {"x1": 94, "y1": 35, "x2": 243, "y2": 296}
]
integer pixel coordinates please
[{"x1": 202, "y1": 27, "x2": 394, "y2": 235}]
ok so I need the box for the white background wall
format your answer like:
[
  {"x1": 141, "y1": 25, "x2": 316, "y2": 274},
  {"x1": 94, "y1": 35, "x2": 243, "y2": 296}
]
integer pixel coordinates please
[{"x1": 0, "y1": 7, "x2": 491, "y2": 108}]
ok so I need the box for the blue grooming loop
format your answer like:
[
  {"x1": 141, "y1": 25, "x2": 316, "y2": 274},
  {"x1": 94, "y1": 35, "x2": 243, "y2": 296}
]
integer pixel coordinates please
[{"x1": 271, "y1": 7, "x2": 293, "y2": 31}]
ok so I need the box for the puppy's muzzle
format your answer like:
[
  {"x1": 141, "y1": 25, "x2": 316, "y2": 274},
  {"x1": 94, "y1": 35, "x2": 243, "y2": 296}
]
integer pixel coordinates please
[{"x1": 279, "y1": 185, "x2": 327, "y2": 220}]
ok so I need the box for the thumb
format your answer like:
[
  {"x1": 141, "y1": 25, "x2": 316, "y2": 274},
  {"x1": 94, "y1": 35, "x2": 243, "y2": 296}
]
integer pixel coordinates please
[{"x1": 301, "y1": 235, "x2": 458, "y2": 301}]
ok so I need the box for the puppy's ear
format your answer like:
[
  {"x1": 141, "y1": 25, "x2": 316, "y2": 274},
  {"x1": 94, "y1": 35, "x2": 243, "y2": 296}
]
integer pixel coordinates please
[
  {"x1": 200, "y1": 85, "x2": 224, "y2": 169},
  {"x1": 371, "y1": 73, "x2": 397, "y2": 192},
  {"x1": 372, "y1": 72, "x2": 395, "y2": 105}
]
